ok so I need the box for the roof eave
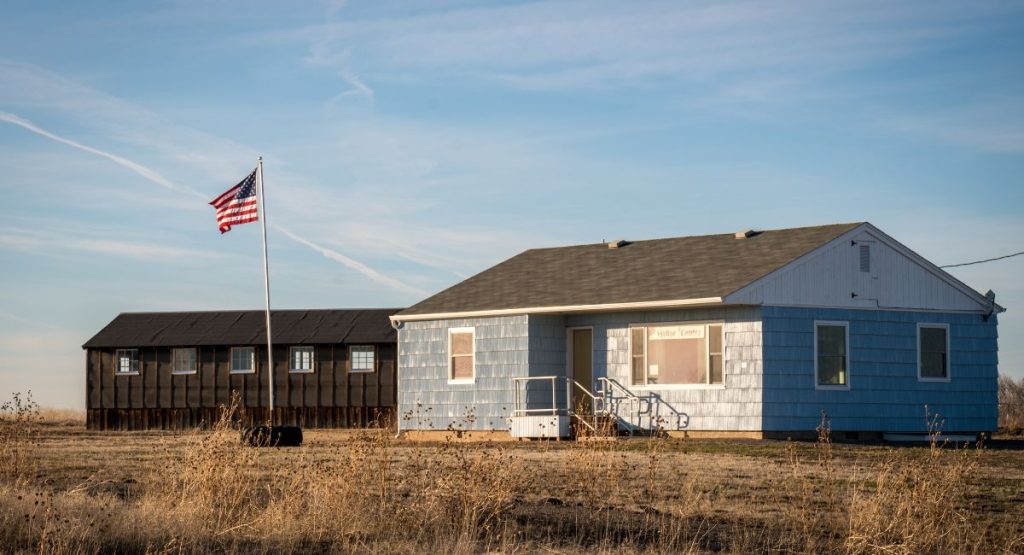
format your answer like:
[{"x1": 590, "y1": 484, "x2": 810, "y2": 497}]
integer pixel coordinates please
[{"x1": 390, "y1": 297, "x2": 725, "y2": 323}]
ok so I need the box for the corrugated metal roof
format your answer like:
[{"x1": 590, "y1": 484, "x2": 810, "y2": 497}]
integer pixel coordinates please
[
  {"x1": 396, "y1": 223, "x2": 863, "y2": 317},
  {"x1": 83, "y1": 308, "x2": 400, "y2": 349}
]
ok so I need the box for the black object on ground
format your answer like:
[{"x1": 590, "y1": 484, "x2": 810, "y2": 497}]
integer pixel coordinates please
[{"x1": 241, "y1": 425, "x2": 303, "y2": 447}]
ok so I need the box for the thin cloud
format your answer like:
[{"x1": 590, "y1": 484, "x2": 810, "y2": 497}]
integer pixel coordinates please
[
  {"x1": 0, "y1": 107, "x2": 422, "y2": 297},
  {"x1": 0, "y1": 111, "x2": 206, "y2": 199},
  {"x1": 273, "y1": 224, "x2": 429, "y2": 298},
  {"x1": 0, "y1": 228, "x2": 220, "y2": 262}
]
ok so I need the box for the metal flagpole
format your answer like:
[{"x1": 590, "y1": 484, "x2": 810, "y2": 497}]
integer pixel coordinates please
[{"x1": 256, "y1": 156, "x2": 275, "y2": 425}]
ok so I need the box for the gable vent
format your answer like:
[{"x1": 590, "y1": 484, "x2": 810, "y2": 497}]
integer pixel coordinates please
[
  {"x1": 859, "y1": 244, "x2": 870, "y2": 272},
  {"x1": 607, "y1": 239, "x2": 629, "y2": 249}
]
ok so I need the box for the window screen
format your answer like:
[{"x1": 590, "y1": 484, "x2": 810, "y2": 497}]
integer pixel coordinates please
[
  {"x1": 172, "y1": 348, "x2": 197, "y2": 374},
  {"x1": 291, "y1": 346, "x2": 315, "y2": 372},
  {"x1": 450, "y1": 330, "x2": 474, "y2": 380},
  {"x1": 816, "y1": 324, "x2": 848, "y2": 386},
  {"x1": 631, "y1": 328, "x2": 646, "y2": 385},
  {"x1": 350, "y1": 345, "x2": 375, "y2": 373},
  {"x1": 115, "y1": 349, "x2": 138, "y2": 375},
  {"x1": 919, "y1": 326, "x2": 948, "y2": 379},
  {"x1": 231, "y1": 347, "x2": 255, "y2": 373}
]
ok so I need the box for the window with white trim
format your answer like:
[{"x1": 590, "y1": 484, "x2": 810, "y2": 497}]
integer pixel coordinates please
[
  {"x1": 919, "y1": 324, "x2": 949, "y2": 380},
  {"x1": 290, "y1": 346, "x2": 315, "y2": 373},
  {"x1": 115, "y1": 349, "x2": 138, "y2": 375},
  {"x1": 350, "y1": 345, "x2": 375, "y2": 373},
  {"x1": 449, "y1": 328, "x2": 475, "y2": 381},
  {"x1": 172, "y1": 348, "x2": 197, "y2": 375},
  {"x1": 230, "y1": 347, "x2": 255, "y2": 374},
  {"x1": 630, "y1": 323, "x2": 724, "y2": 386},
  {"x1": 815, "y1": 322, "x2": 849, "y2": 388}
]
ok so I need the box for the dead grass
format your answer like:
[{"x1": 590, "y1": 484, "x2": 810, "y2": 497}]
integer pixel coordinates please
[
  {"x1": 1, "y1": 394, "x2": 1023, "y2": 554},
  {"x1": 37, "y1": 407, "x2": 86, "y2": 427}
]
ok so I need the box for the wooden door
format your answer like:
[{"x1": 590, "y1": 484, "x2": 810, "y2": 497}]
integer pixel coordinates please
[{"x1": 570, "y1": 328, "x2": 594, "y2": 413}]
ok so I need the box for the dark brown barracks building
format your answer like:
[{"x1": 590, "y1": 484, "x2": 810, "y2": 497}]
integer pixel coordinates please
[{"x1": 83, "y1": 309, "x2": 398, "y2": 430}]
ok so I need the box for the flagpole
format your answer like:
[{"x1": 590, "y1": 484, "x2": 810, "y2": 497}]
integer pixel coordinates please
[{"x1": 257, "y1": 156, "x2": 275, "y2": 425}]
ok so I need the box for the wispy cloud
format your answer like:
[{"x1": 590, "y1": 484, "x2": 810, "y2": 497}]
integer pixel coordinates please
[
  {"x1": 273, "y1": 224, "x2": 428, "y2": 298},
  {"x1": 0, "y1": 111, "x2": 205, "y2": 198},
  {"x1": 293, "y1": 0, "x2": 1020, "y2": 92},
  {"x1": 0, "y1": 74, "x2": 423, "y2": 297},
  {"x1": 0, "y1": 228, "x2": 220, "y2": 262},
  {"x1": 306, "y1": 2, "x2": 375, "y2": 101}
]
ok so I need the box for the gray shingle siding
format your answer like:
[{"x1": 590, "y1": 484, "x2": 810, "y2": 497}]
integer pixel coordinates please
[
  {"x1": 566, "y1": 307, "x2": 763, "y2": 431},
  {"x1": 398, "y1": 315, "x2": 528, "y2": 431}
]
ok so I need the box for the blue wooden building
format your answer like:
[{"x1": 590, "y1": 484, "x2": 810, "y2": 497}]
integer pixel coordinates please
[{"x1": 390, "y1": 223, "x2": 1003, "y2": 439}]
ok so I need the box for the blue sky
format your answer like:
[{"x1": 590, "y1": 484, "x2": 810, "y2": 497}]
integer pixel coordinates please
[{"x1": 1, "y1": 0, "x2": 1022, "y2": 408}]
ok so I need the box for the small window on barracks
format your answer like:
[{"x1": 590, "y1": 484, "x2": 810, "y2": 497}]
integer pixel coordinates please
[
  {"x1": 350, "y1": 345, "x2": 375, "y2": 373},
  {"x1": 115, "y1": 349, "x2": 139, "y2": 375},
  {"x1": 290, "y1": 346, "x2": 315, "y2": 373},
  {"x1": 230, "y1": 347, "x2": 255, "y2": 374},
  {"x1": 172, "y1": 348, "x2": 197, "y2": 375}
]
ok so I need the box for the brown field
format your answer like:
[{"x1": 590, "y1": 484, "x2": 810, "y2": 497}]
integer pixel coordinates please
[{"x1": 2, "y1": 396, "x2": 1024, "y2": 554}]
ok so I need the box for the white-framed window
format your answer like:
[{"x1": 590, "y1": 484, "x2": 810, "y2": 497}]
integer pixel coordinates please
[
  {"x1": 230, "y1": 347, "x2": 255, "y2": 374},
  {"x1": 349, "y1": 345, "x2": 375, "y2": 373},
  {"x1": 918, "y1": 323, "x2": 950, "y2": 382},
  {"x1": 629, "y1": 322, "x2": 724, "y2": 386},
  {"x1": 290, "y1": 346, "x2": 315, "y2": 373},
  {"x1": 172, "y1": 348, "x2": 197, "y2": 375},
  {"x1": 448, "y1": 327, "x2": 475, "y2": 383},
  {"x1": 815, "y1": 321, "x2": 850, "y2": 389},
  {"x1": 115, "y1": 349, "x2": 139, "y2": 375}
]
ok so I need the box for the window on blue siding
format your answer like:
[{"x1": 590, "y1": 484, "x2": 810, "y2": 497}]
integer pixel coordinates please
[
  {"x1": 919, "y1": 325, "x2": 949, "y2": 380},
  {"x1": 816, "y1": 323, "x2": 848, "y2": 387}
]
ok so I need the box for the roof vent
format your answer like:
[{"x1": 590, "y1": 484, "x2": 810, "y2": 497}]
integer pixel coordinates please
[
  {"x1": 607, "y1": 239, "x2": 629, "y2": 249},
  {"x1": 734, "y1": 229, "x2": 760, "y2": 239}
]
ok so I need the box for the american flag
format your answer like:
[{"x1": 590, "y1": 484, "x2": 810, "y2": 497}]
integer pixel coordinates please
[{"x1": 210, "y1": 168, "x2": 259, "y2": 233}]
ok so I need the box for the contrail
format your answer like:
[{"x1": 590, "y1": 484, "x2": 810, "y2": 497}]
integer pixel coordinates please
[
  {"x1": 273, "y1": 224, "x2": 429, "y2": 298},
  {"x1": 1, "y1": 110, "x2": 423, "y2": 298},
  {"x1": 0, "y1": 111, "x2": 206, "y2": 199}
]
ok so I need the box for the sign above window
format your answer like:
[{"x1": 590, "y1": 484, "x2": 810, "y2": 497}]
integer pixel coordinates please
[{"x1": 647, "y1": 325, "x2": 705, "y2": 341}]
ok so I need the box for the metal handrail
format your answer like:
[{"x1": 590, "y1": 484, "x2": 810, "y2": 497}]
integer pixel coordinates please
[
  {"x1": 513, "y1": 375, "x2": 647, "y2": 437},
  {"x1": 566, "y1": 377, "x2": 604, "y2": 434},
  {"x1": 597, "y1": 377, "x2": 645, "y2": 435},
  {"x1": 511, "y1": 375, "x2": 562, "y2": 416}
]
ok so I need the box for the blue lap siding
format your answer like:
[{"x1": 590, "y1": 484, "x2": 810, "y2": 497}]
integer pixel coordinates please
[{"x1": 761, "y1": 306, "x2": 998, "y2": 433}]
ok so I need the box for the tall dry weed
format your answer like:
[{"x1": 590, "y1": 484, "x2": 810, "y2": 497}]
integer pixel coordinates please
[
  {"x1": 844, "y1": 411, "x2": 980, "y2": 554},
  {"x1": 0, "y1": 391, "x2": 41, "y2": 485}
]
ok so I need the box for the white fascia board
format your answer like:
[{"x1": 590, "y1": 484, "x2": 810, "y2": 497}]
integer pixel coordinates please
[{"x1": 390, "y1": 297, "x2": 724, "y2": 323}]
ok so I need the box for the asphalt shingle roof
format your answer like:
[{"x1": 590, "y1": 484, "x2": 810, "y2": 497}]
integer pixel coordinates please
[
  {"x1": 397, "y1": 223, "x2": 863, "y2": 317},
  {"x1": 83, "y1": 309, "x2": 400, "y2": 349}
]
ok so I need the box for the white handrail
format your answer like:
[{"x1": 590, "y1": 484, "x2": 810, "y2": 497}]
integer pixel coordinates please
[{"x1": 597, "y1": 377, "x2": 644, "y2": 435}]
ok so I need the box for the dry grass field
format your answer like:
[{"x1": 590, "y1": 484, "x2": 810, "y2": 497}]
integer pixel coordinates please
[{"x1": 2, "y1": 394, "x2": 1023, "y2": 554}]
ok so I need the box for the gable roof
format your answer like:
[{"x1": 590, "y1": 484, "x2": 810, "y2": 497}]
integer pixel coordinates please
[
  {"x1": 83, "y1": 308, "x2": 400, "y2": 349},
  {"x1": 395, "y1": 223, "x2": 863, "y2": 320}
]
